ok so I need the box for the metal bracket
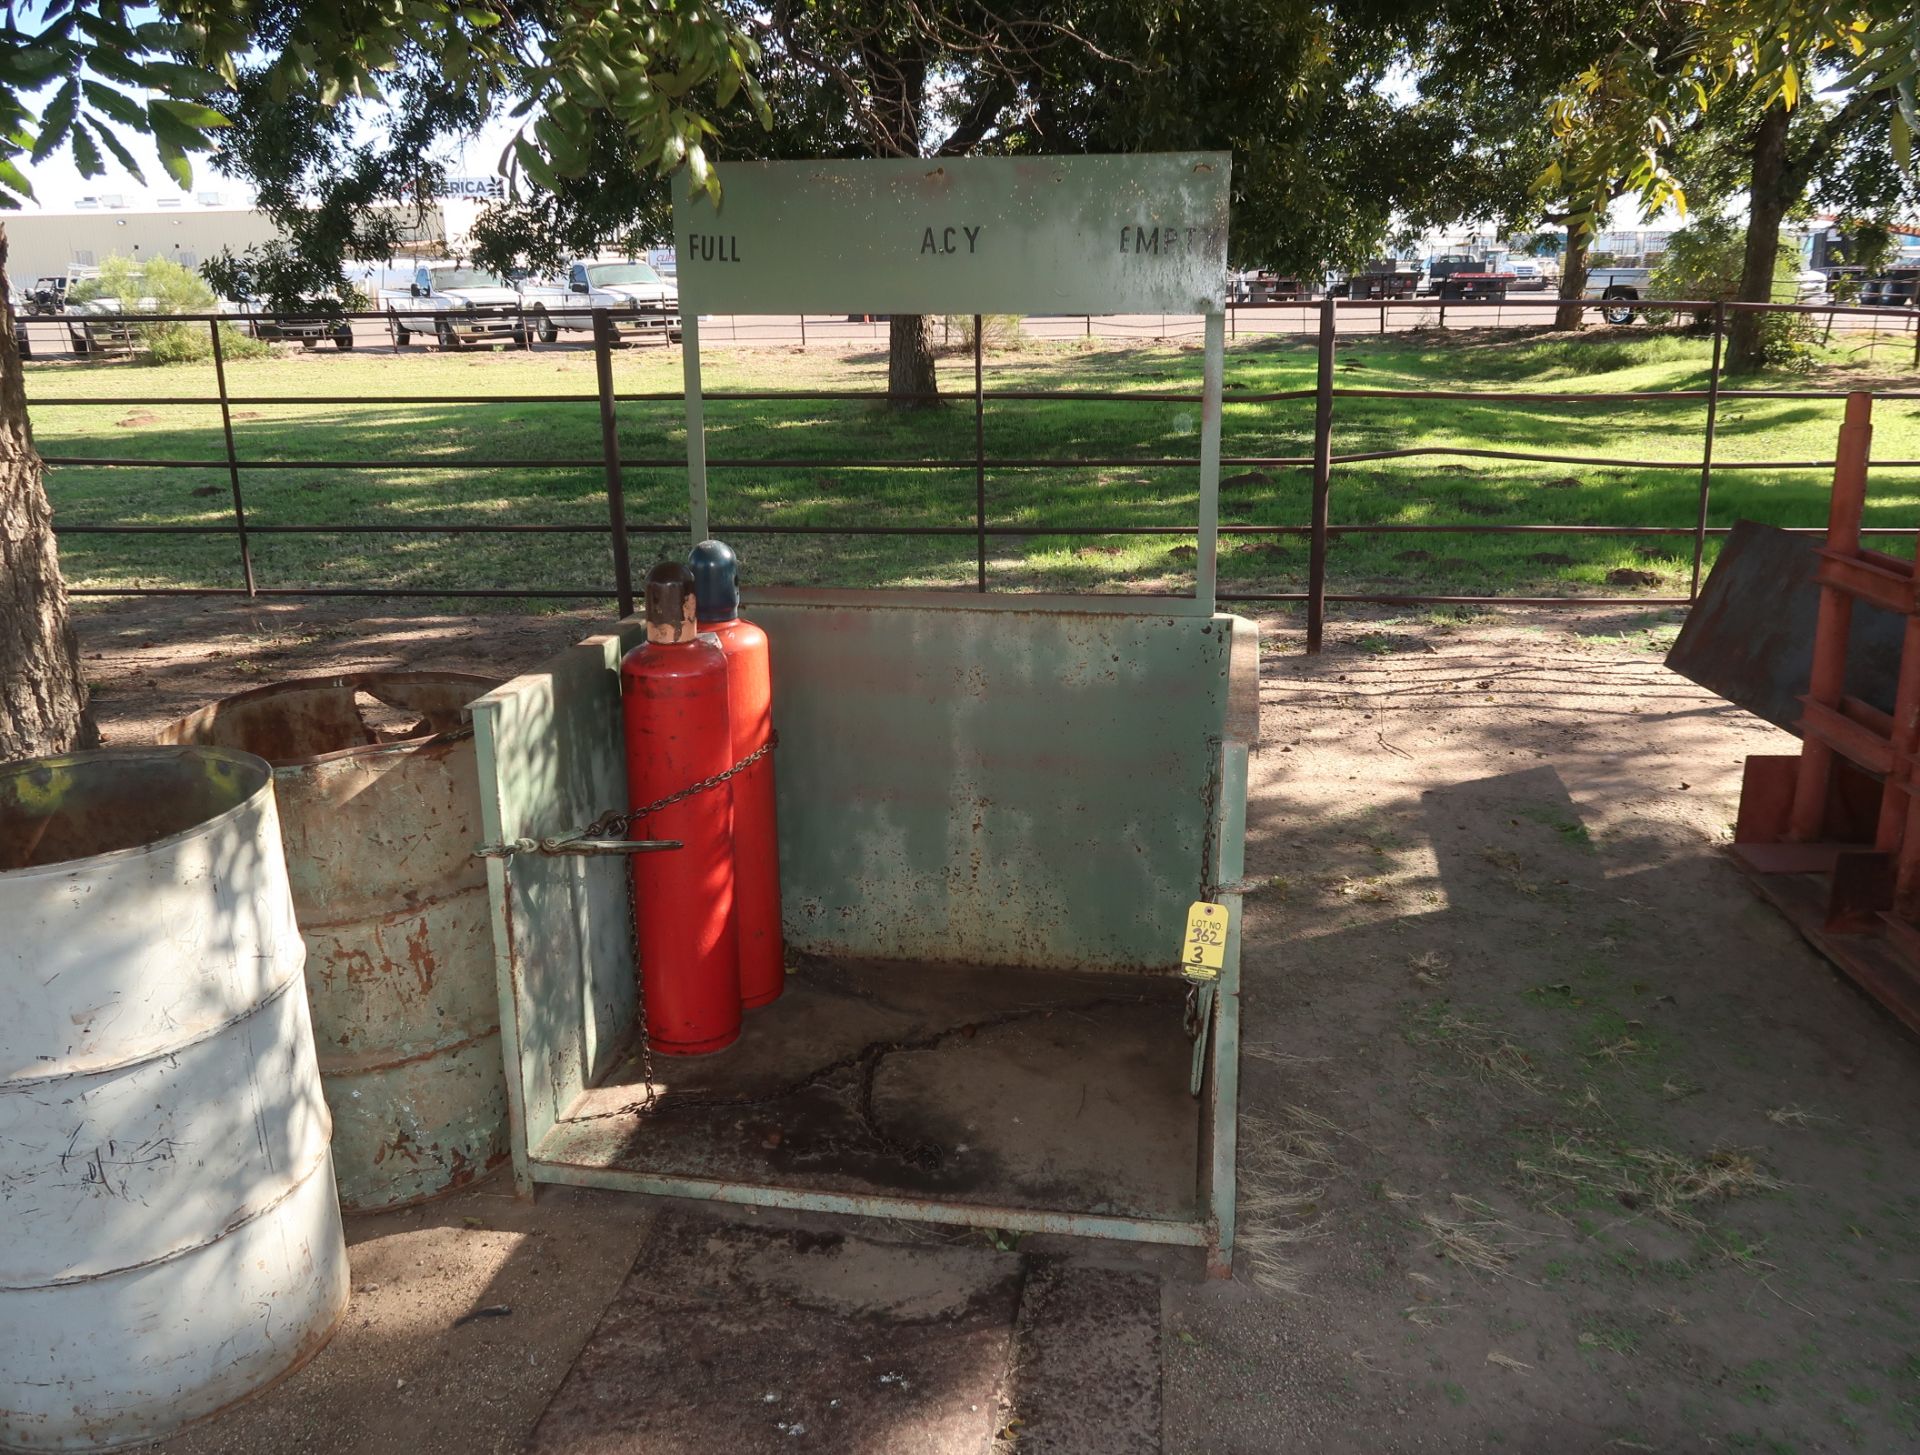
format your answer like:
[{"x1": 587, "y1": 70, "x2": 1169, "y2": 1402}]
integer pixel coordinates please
[{"x1": 474, "y1": 834, "x2": 683, "y2": 859}]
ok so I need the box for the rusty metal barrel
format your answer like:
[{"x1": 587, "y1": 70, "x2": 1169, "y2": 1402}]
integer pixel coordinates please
[
  {"x1": 159, "y1": 671, "x2": 507, "y2": 1212},
  {"x1": 0, "y1": 746, "x2": 349, "y2": 1450}
]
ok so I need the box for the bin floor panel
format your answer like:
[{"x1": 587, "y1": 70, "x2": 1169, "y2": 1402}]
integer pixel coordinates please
[{"x1": 535, "y1": 958, "x2": 1200, "y2": 1222}]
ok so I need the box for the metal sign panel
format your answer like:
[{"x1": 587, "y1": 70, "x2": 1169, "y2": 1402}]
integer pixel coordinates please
[{"x1": 671, "y1": 154, "x2": 1230, "y2": 315}]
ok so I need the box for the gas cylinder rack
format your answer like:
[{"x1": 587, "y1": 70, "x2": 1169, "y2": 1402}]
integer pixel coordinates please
[{"x1": 470, "y1": 155, "x2": 1257, "y2": 1272}]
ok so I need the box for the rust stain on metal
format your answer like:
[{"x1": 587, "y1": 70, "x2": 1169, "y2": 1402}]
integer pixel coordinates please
[{"x1": 160, "y1": 671, "x2": 511, "y2": 1213}]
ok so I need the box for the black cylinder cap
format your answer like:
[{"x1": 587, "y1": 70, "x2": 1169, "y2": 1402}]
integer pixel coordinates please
[{"x1": 688, "y1": 539, "x2": 740, "y2": 623}]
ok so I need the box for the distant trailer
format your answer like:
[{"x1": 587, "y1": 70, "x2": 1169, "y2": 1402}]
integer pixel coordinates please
[
  {"x1": 1236, "y1": 272, "x2": 1312, "y2": 304},
  {"x1": 1435, "y1": 272, "x2": 1515, "y2": 303},
  {"x1": 1347, "y1": 268, "x2": 1419, "y2": 301}
]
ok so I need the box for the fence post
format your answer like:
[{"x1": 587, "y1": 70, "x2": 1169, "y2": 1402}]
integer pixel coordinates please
[
  {"x1": 1690, "y1": 302, "x2": 1726, "y2": 600},
  {"x1": 1307, "y1": 294, "x2": 1336, "y2": 653},
  {"x1": 593, "y1": 309, "x2": 636, "y2": 618},
  {"x1": 972, "y1": 316, "x2": 988, "y2": 591},
  {"x1": 208, "y1": 319, "x2": 256, "y2": 596}
]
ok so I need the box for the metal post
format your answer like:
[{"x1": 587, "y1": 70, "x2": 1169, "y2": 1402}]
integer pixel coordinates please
[
  {"x1": 1196, "y1": 311, "x2": 1225, "y2": 614},
  {"x1": 974, "y1": 315, "x2": 987, "y2": 592},
  {"x1": 681, "y1": 309, "x2": 709, "y2": 544},
  {"x1": 593, "y1": 309, "x2": 636, "y2": 618},
  {"x1": 1690, "y1": 302, "x2": 1726, "y2": 599},
  {"x1": 1306, "y1": 295, "x2": 1336, "y2": 653},
  {"x1": 800, "y1": 313, "x2": 807, "y2": 350},
  {"x1": 208, "y1": 319, "x2": 256, "y2": 596}
]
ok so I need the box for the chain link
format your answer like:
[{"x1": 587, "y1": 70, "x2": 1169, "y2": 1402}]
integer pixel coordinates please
[
  {"x1": 585, "y1": 729, "x2": 778, "y2": 842},
  {"x1": 607, "y1": 729, "x2": 778, "y2": 1110}
]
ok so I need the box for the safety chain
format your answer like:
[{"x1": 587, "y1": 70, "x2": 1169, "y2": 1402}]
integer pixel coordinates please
[
  {"x1": 584, "y1": 730, "x2": 778, "y2": 842},
  {"x1": 1186, "y1": 735, "x2": 1225, "y2": 1094},
  {"x1": 610, "y1": 729, "x2": 778, "y2": 1111}
]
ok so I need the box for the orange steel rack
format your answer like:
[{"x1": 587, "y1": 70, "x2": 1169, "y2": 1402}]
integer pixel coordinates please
[{"x1": 1731, "y1": 393, "x2": 1920, "y2": 1034}]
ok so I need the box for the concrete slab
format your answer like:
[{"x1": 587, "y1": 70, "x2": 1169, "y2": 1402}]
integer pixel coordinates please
[
  {"x1": 538, "y1": 958, "x2": 1199, "y2": 1221},
  {"x1": 529, "y1": 1212, "x2": 1022, "y2": 1455},
  {"x1": 1003, "y1": 1261, "x2": 1163, "y2": 1452}
]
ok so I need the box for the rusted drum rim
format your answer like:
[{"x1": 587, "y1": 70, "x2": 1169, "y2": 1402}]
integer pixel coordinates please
[{"x1": 160, "y1": 670, "x2": 493, "y2": 769}]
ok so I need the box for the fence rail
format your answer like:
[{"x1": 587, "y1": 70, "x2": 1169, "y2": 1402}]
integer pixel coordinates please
[{"x1": 21, "y1": 295, "x2": 1920, "y2": 650}]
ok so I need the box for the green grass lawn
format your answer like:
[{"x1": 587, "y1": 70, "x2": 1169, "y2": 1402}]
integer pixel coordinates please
[{"x1": 24, "y1": 326, "x2": 1920, "y2": 606}]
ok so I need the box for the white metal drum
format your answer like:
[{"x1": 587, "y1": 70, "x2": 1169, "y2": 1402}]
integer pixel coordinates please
[{"x1": 0, "y1": 747, "x2": 348, "y2": 1451}]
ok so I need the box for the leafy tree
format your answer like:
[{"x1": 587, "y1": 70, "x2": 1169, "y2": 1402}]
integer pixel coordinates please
[
  {"x1": 67, "y1": 253, "x2": 266, "y2": 363},
  {"x1": 1569, "y1": 2, "x2": 1920, "y2": 370},
  {"x1": 1, "y1": 0, "x2": 767, "y2": 760},
  {"x1": 1415, "y1": 0, "x2": 1693, "y2": 330},
  {"x1": 1646, "y1": 214, "x2": 1813, "y2": 362},
  {"x1": 219, "y1": 3, "x2": 1477, "y2": 403}
]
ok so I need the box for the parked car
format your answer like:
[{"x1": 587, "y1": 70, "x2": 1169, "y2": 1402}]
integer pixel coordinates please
[
  {"x1": 1583, "y1": 265, "x2": 1653, "y2": 324},
  {"x1": 1506, "y1": 259, "x2": 1550, "y2": 292},
  {"x1": 225, "y1": 280, "x2": 358, "y2": 349},
  {"x1": 380, "y1": 262, "x2": 527, "y2": 349},
  {"x1": 516, "y1": 259, "x2": 682, "y2": 343},
  {"x1": 5, "y1": 288, "x2": 28, "y2": 359},
  {"x1": 63, "y1": 290, "x2": 144, "y2": 355},
  {"x1": 25, "y1": 274, "x2": 74, "y2": 316}
]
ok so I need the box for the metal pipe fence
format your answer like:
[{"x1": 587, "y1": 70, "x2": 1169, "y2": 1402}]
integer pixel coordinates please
[{"x1": 22, "y1": 296, "x2": 1920, "y2": 650}]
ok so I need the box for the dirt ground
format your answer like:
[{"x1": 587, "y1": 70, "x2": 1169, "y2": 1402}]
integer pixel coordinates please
[{"x1": 73, "y1": 595, "x2": 1920, "y2": 1454}]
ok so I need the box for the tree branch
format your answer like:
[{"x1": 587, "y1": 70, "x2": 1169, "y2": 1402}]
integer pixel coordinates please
[{"x1": 935, "y1": 78, "x2": 1011, "y2": 156}]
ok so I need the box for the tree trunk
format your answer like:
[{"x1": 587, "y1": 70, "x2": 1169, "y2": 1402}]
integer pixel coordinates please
[
  {"x1": 0, "y1": 224, "x2": 97, "y2": 762},
  {"x1": 1727, "y1": 100, "x2": 1792, "y2": 374},
  {"x1": 1555, "y1": 222, "x2": 1590, "y2": 331},
  {"x1": 887, "y1": 313, "x2": 938, "y2": 405}
]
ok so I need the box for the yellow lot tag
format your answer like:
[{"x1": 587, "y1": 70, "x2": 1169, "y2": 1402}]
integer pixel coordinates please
[{"x1": 1181, "y1": 900, "x2": 1228, "y2": 978}]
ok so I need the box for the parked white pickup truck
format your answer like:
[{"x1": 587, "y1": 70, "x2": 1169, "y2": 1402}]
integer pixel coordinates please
[
  {"x1": 381, "y1": 262, "x2": 528, "y2": 349},
  {"x1": 1582, "y1": 266, "x2": 1653, "y2": 324},
  {"x1": 516, "y1": 259, "x2": 682, "y2": 343}
]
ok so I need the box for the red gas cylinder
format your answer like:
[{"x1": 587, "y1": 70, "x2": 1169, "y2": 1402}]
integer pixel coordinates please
[
  {"x1": 689, "y1": 540, "x2": 785, "y2": 1008},
  {"x1": 619, "y1": 562, "x2": 740, "y2": 1054}
]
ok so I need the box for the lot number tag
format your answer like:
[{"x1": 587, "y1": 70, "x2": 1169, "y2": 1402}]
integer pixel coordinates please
[{"x1": 1181, "y1": 900, "x2": 1228, "y2": 979}]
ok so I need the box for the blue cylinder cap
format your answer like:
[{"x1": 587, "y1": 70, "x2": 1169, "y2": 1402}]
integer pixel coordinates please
[{"x1": 687, "y1": 539, "x2": 740, "y2": 623}]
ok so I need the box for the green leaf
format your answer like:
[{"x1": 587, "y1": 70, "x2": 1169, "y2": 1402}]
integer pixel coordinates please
[
  {"x1": 513, "y1": 134, "x2": 559, "y2": 191},
  {"x1": 534, "y1": 113, "x2": 585, "y2": 173},
  {"x1": 30, "y1": 78, "x2": 79, "y2": 164},
  {"x1": 155, "y1": 136, "x2": 193, "y2": 191},
  {"x1": 70, "y1": 121, "x2": 103, "y2": 178},
  {"x1": 137, "y1": 61, "x2": 222, "y2": 97},
  {"x1": 147, "y1": 99, "x2": 220, "y2": 152},
  {"x1": 83, "y1": 81, "x2": 148, "y2": 132},
  {"x1": 89, "y1": 122, "x2": 146, "y2": 186},
  {"x1": 0, "y1": 154, "x2": 34, "y2": 202},
  {"x1": 151, "y1": 98, "x2": 231, "y2": 131}
]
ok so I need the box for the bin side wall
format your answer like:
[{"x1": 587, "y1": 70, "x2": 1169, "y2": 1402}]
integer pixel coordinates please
[
  {"x1": 754, "y1": 603, "x2": 1232, "y2": 971},
  {"x1": 473, "y1": 633, "x2": 639, "y2": 1158}
]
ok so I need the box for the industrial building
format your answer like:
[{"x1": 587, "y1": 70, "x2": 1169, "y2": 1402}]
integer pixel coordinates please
[{"x1": 2, "y1": 188, "x2": 492, "y2": 290}]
